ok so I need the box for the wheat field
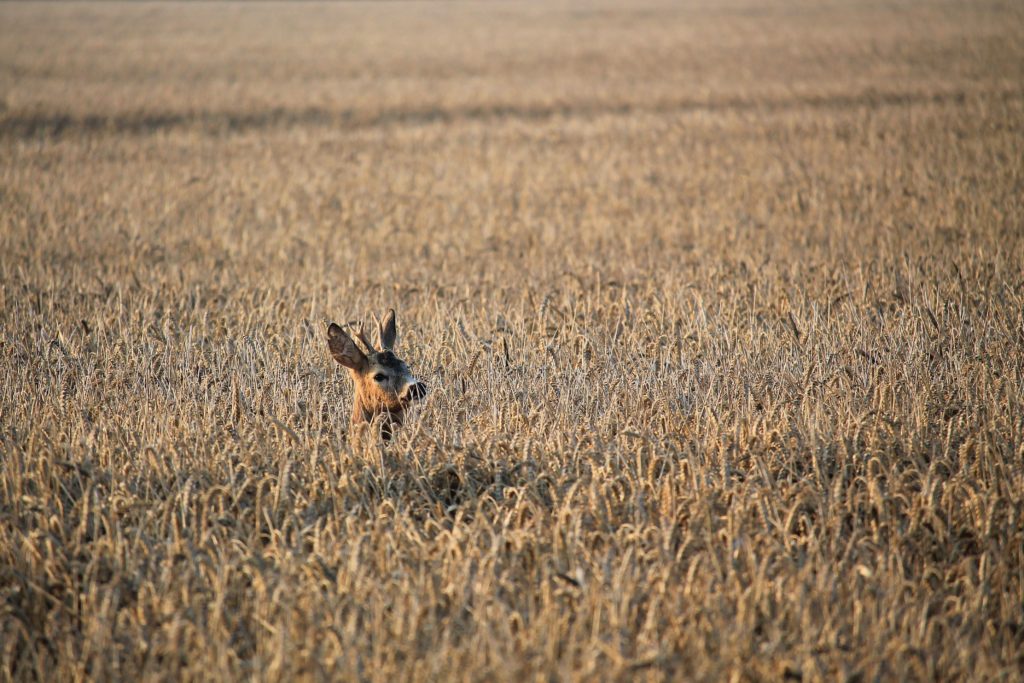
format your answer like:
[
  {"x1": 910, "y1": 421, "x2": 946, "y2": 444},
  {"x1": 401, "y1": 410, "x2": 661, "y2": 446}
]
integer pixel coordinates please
[{"x1": 1, "y1": 1, "x2": 1023, "y2": 681}]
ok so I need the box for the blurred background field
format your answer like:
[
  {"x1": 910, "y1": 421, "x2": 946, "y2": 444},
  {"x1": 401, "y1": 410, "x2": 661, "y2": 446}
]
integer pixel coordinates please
[{"x1": 1, "y1": 1, "x2": 1023, "y2": 680}]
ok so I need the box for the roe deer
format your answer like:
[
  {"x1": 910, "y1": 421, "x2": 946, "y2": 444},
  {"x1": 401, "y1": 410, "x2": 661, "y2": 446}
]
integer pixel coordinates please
[{"x1": 327, "y1": 309, "x2": 427, "y2": 440}]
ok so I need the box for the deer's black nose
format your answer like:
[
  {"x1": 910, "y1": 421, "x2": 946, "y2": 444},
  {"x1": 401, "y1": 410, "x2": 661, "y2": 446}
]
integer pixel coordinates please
[{"x1": 403, "y1": 381, "x2": 427, "y2": 402}]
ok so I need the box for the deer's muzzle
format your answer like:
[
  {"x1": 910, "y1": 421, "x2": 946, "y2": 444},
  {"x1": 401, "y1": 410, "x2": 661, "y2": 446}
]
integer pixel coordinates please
[{"x1": 401, "y1": 381, "x2": 428, "y2": 403}]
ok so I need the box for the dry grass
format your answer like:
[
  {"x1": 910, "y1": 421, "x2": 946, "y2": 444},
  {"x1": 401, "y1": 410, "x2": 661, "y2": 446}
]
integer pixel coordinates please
[{"x1": 2, "y1": 1, "x2": 1023, "y2": 681}]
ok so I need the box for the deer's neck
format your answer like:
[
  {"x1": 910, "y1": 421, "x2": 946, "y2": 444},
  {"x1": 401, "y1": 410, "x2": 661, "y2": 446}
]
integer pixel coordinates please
[
  {"x1": 351, "y1": 395, "x2": 404, "y2": 425},
  {"x1": 351, "y1": 396, "x2": 402, "y2": 442}
]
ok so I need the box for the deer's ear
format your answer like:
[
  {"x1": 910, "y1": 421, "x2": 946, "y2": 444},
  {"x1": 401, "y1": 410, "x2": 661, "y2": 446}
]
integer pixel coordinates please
[
  {"x1": 378, "y1": 309, "x2": 397, "y2": 351},
  {"x1": 328, "y1": 323, "x2": 368, "y2": 371}
]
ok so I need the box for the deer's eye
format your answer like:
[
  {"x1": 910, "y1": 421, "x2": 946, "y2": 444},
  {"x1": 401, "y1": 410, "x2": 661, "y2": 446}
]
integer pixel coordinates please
[{"x1": 373, "y1": 373, "x2": 387, "y2": 383}]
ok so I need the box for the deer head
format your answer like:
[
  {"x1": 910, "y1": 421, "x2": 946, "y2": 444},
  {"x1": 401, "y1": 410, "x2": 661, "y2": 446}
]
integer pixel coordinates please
[{"x1": 327, "y1": 309, "x2": 427, "y2": 440}]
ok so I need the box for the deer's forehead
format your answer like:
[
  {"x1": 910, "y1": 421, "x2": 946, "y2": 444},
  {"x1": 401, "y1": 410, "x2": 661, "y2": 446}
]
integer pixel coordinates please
[{"x1": 368, "y1": 352, "x2": 407, "y2": 374}]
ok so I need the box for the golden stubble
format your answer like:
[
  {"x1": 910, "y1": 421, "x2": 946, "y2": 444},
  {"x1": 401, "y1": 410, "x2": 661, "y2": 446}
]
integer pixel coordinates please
[{"x1": 1, "y1": 1, "x2": 1023, "y2": 681}]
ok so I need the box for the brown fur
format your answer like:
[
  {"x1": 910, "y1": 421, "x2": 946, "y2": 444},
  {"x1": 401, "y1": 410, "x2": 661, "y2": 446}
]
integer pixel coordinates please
[{"x1": 327, "y1": 310, "x2": 426, "y2": 441}]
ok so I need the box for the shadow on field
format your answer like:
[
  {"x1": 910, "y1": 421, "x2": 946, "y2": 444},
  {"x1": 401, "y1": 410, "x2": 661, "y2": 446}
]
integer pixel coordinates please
[
  {"x1": 348, "y1": 450, "x2": 551, "y2": 521},
  {"x1": 2, "y1": 87, "x2": 1018, "y2": 139}
]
